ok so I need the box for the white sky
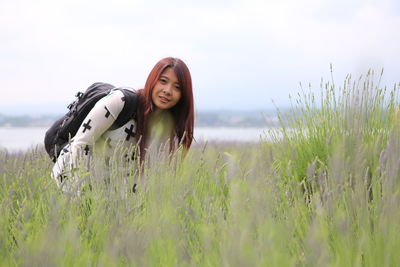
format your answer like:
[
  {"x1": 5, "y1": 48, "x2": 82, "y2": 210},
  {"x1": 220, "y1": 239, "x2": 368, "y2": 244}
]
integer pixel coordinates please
[{"x1": 1, "y1": 0, "x2": 400, "y2": 114}]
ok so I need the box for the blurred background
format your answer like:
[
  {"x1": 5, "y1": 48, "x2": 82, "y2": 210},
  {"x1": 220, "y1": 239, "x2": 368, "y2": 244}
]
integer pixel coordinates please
[
  {"x1": 1, "y1": 0, "x2": 400, "y2": 149},
  {"x1": 2, "y1": 0, "x2": 400, "y2": 114}
]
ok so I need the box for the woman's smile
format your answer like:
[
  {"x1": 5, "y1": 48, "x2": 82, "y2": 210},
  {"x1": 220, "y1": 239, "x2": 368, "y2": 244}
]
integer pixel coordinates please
[
  {"x1": 152, "y1": 67, "x2": 182, "y2": 111},
  {"x1": 159, "y1": 95, "x2": 170, "y2": 103}
]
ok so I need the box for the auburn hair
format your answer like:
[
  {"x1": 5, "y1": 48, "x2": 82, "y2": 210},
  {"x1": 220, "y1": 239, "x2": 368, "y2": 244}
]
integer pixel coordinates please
[{"x1": 135, "y1": 57, "x2": 194, "y2": 158}]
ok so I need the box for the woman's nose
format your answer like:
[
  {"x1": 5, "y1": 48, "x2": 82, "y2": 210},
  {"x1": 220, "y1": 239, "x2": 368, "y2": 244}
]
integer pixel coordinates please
[{"x1": 162, "y1": 85, "x2": 172, "y2": 95}]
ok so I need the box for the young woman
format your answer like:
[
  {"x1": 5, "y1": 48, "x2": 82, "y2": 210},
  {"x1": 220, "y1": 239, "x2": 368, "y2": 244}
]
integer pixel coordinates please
[{"x1": 52, "y1": 57, "x2": 194, "y2": 193}]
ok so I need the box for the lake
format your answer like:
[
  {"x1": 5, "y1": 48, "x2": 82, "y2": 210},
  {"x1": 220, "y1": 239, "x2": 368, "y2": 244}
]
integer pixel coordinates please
[{"x1": 0, "y1": 127, "x2": 274, "y2": 152}]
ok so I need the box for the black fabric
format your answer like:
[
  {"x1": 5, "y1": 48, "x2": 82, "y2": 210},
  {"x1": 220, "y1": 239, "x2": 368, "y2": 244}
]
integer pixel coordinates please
[
  {"x1": 44, "y1": 82, "x2": 138, "y2": 162},
  {"x1": 114, "y1": 88, "x2": 139, "y2": 127}
]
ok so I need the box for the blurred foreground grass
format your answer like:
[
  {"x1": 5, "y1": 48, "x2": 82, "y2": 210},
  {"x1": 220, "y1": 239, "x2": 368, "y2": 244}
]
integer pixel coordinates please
[{"x1": 1, "y1": 71, "x2": 400, "y2": 266}]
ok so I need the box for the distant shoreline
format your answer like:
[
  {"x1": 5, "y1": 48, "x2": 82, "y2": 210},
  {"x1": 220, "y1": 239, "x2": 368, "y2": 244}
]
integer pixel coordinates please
[
  {"x1": 0, "y1": 110, "x2": 284, "y2": 128},
  {"x1": 0, "y1": 126, "x2": 273, "y2": 151}
]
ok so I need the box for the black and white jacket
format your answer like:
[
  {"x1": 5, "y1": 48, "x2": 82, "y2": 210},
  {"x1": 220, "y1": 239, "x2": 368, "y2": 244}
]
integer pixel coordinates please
[{"x1": 52, "y1": 89, "x2": 137, "y2": 193}]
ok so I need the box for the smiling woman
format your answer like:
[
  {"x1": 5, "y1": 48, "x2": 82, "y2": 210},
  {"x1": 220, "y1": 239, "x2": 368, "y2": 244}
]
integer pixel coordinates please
[
  {"x1": 51, "y1": 57, "x2": 195, "y2": 194},
  {"x1": 152, "y1": 68, "x2": 182, "y2": 110},
  {"x1": 135, "y1": 57, "x2": 194, "y2": 157}
]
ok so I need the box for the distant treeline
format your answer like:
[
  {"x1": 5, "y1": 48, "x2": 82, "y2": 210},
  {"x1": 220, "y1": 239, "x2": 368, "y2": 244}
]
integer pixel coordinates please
[
  {"x1": 195, "y1": 110, "x2": 281, "y2": 127},
  {"x1": 0, "y1": 110, "x2": 286, "y2": 127}
]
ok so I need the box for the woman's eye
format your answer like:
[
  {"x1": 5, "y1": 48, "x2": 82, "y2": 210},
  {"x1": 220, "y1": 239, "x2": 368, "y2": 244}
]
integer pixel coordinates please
[{"x1": 160, "y1": 79, "x2": 167, "y2": 84}]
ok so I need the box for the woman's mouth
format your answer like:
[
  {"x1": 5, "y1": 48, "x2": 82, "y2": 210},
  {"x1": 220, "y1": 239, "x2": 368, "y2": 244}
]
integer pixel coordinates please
[{"x1": 159, "y1": 95, "x2": 170, "y2": 103}]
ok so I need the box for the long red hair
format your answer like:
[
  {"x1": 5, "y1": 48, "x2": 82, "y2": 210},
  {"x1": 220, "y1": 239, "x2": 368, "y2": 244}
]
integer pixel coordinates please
[{"x1": 135, "y1": 57, "x2": 194, "y2": 158}]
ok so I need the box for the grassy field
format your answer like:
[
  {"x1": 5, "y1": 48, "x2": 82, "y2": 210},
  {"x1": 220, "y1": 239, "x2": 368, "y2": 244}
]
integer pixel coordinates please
[{"x1": 1, "y1": 71, "x2": 400, "y2": 266}]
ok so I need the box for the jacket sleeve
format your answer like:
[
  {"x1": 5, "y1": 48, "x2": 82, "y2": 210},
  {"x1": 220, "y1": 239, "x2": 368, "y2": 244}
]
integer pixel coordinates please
[
  {"x1": 72, "y1": 89, "x2": 125, "y2": 148},
  {"x1": 51, "y1": 89, "x2": 126, "y2": 192}
]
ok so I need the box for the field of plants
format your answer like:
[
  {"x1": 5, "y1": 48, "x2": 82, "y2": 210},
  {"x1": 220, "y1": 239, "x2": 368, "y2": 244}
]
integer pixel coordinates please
[{"x1": 1, "y1": 71, "x2": 399, "y2": 266}]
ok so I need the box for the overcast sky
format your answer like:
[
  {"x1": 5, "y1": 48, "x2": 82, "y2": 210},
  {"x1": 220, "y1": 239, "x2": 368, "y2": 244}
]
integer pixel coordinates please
[{"x1": 1, "y1": 0, "x2": 400, "y2": 115}]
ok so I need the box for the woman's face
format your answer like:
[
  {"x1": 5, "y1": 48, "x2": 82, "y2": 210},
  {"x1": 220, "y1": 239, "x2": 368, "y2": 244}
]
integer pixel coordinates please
[{"x1": 152, "y1": 67, "x2": 182, "y2": 111}]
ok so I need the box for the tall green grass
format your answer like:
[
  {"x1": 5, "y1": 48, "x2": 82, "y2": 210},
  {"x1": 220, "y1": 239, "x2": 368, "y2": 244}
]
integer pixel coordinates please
[{"x1": 1, "y1": 70, "x2": 399, "y2": 266}]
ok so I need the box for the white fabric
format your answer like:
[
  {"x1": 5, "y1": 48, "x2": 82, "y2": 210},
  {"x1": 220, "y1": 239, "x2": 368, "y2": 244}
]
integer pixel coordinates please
[{"x1": 51, "y1": 89, "x2": 137, "y2": 193}]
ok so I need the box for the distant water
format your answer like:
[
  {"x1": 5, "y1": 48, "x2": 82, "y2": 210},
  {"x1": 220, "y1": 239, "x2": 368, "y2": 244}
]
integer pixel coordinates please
[
  {"x1": 0, "y1": 127, "x2": 48, "y2": 152},
  {"x1": 0, "y1": 127, "x2": 272, "y2": 152}
]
